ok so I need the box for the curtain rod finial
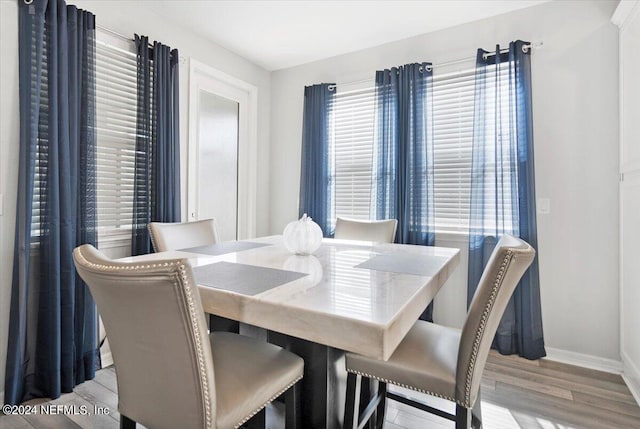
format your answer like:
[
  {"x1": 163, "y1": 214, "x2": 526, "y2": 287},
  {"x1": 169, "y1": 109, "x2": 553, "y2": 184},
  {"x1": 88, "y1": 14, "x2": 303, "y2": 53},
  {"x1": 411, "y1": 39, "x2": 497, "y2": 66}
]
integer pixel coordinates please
[{"x1": 523, "y1": 41, "x2": 543, "y2": 54}]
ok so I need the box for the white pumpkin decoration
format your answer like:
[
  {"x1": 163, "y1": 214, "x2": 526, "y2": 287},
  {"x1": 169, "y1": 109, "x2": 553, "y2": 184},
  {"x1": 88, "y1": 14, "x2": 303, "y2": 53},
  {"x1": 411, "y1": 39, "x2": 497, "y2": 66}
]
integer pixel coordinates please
[{"x1": 283, "y1": 213, "x2": 323, "y2": 255}]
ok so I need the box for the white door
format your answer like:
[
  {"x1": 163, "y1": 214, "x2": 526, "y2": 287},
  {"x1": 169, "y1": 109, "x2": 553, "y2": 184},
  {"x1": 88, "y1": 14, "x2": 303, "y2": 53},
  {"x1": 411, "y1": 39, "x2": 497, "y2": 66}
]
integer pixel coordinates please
[
  {"x1": 196, "y1": 92, "x2": 239, "y2": 241},
  {"x1": 188, "y1": 60, "x2": 258, "y2": 240},
  {"x1": 614, "y1": 0, "x2": 640, "y2": 401}
]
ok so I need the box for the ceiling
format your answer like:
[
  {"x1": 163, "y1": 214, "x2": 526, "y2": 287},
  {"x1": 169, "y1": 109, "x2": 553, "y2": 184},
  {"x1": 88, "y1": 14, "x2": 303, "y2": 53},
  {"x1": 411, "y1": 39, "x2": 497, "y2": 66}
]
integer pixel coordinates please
[{"x1": 150, "y1": 1, "x2": 549, "y2": 71}]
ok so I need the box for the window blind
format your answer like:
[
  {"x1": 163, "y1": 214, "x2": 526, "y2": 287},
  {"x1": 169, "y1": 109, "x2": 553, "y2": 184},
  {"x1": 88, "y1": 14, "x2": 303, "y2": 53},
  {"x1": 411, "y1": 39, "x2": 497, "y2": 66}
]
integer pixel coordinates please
[
  {"x1": 475, "y1": 62, "x2": 518, "y2": 234},
  {"x1": 30, "y1": 33, "x2": 49, "y2": 239},
  {"x1": 432, "y1": 63, "x2": 516, "y2": 233},
  {"x1": 331, "y1": 85, "x2": 375, "y2": 222},
  {"x1": 431, "y1": 68, "x2": 476, "y2": 233},
  {"x1": 95, "y1": 36, "x2": 139, "y2": 236},
  {"x1": 31, "y1": 33, "x2": 141, "y2": 240},
  {"x1": 330, "y1": 63, "x2": 514, "y2": 235}
]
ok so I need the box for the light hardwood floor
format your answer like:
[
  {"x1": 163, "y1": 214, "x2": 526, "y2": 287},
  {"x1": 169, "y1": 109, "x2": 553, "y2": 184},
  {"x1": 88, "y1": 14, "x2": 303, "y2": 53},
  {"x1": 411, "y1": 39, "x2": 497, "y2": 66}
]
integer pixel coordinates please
[{"x1": 1, "y1": 351, "x2": 639, "y2": 429}]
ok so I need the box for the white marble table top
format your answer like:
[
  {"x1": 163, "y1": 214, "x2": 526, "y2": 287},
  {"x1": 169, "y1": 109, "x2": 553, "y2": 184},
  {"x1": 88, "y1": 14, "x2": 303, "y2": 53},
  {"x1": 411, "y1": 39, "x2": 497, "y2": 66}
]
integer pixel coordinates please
[{"x1": 118, "y1": 235, "x2": 460, "y2": 360}]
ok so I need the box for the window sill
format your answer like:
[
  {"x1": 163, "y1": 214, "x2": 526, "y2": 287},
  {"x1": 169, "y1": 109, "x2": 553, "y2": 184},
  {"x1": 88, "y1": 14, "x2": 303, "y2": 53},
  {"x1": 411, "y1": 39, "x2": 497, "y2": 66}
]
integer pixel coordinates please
[
  {"x1": 435, "y1": 230, "x2": 469, "y2": 244},
  {"x1": 98, "y1": 230, "x2": 132, "y2": 250}
]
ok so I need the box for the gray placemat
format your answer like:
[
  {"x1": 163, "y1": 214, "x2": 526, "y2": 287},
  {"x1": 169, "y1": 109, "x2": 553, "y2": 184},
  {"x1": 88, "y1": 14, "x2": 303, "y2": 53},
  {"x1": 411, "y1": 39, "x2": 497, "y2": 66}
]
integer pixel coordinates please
[
  {"x1": 179, "y1": 241, "x2": 271, "y2": 256},
  {"x1": 193, "y1": 261, "x2": 308, "y2": 295},
  {"x1": 355, "y1": 253, "x2": 449, "y2": 277}
]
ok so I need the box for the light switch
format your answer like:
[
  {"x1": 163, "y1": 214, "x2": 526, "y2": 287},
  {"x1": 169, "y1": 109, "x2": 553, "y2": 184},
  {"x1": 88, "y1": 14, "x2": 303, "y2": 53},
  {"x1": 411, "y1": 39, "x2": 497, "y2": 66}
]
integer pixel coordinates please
[{"x1": 537, "y1": 198, "x2": 550, "y2": 215}]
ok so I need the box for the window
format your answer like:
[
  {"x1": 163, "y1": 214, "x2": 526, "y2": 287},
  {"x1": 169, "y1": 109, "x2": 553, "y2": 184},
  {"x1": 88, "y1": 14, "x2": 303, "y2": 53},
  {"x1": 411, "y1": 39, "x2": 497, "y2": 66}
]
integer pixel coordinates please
[
  {"x1": 30, "y1": 30, "x2": 143, "y2": 242},
  {"x1": 330, "y1": 84, "x2": 375, "y2": 222},
  {"x1": 466, "y1": 61, "x2": 519, "y2": 234},
  {"x1": 331, "y1": 63, "x2": 512, "y2": 234},
  {"x1": 95, "y1": 32, "x2": 140, "y2": 239},
  {"x1": 431, "y1": 68, "x2": 475, "y2": 233},
  {"x1": 30, "y1": 29, "x2": 50, "y2": 239}
]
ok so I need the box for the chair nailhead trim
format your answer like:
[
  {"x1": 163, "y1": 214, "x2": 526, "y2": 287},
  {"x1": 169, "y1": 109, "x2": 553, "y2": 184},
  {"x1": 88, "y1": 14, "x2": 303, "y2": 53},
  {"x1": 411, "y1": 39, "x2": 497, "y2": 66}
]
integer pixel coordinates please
[
  {"x1": 76, "y1": 250, "x2": 213, "y2": 429},
  {"x1": 345, "y1": 369, "x2": 462, "y2": 406},
  {"x1": 76, "y1": 251, "x2": 181, "y2": 271},
  {"x1": 233, "y1": 375, "x2": 303, "y2": 429},
  {"x1": 147, "y1": 224, "x2": 159, "y2": 252},
  {"x1": 462, "y1": 250, "x2": 514, "y2": 408},
  {"x1": 177, "y1": 263, "x2": 213, "y2": 429},
  {"x1": 346, "y1": 249, "x2": 518, "y2": 410}
]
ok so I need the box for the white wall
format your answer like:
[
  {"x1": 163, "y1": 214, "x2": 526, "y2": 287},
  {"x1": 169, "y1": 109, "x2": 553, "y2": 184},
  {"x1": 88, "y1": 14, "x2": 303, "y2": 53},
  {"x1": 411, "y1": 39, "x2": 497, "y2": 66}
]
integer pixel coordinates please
[
  {"x1": 269, "y1": 0, "x2": 621, "y2": 362},
  {"x1": 0, "y1": 0, "x2": 271, "y2": 402}
]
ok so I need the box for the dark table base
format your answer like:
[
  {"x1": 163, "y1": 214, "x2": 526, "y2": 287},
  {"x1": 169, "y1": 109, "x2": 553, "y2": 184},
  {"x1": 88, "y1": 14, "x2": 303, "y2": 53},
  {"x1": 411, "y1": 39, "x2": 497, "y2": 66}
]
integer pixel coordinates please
[
  {"x1": 211, "y1": 315, "x2": 384, "y2": 429},
  {"x1": 268, "y1": 331, "x2": 347, "y2": 429}
]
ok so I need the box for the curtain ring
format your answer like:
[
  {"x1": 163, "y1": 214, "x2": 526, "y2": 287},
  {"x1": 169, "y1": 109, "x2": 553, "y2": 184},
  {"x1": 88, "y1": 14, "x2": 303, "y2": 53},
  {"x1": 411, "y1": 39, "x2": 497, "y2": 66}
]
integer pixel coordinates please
[
  {"x1": 426, "y1": 66, "x2": 432, "y2": 72},
  {"x1": 328, "y1": 85, "x2": 336, "y2": 91},
  {"x1": 522, "y1": 44, "x2": 530, "y2": 54},
  {"x1": 24, "y1": 0, "x2": 33, "y2": 4},
  {"x1": 482, "y1": 53, "x2": 488, "y2": 60}
]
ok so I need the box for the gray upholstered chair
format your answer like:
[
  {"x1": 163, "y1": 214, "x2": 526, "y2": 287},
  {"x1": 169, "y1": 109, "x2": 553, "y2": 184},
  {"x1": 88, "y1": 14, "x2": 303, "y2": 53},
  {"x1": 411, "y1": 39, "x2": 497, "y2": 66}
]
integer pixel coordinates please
[
  {"x1": 148, "y1": 218, "x2": 219, "y2": 252},
  {"x1": 343, "y1": 235, "x2": 535, "y2": 429},
  {"x1": 73, "y1": 244, "x2": 303, "y2": 429},
  {"x1": 334, "y1": 217, "x2": 398, "y2": 243}
]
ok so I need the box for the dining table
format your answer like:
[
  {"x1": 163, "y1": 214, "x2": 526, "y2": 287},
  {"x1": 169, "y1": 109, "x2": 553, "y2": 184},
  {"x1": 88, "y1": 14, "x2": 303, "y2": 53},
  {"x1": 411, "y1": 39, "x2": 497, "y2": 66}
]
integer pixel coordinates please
[{"x1": 118, "y1": 235, "x2": 460, "y2": 428}]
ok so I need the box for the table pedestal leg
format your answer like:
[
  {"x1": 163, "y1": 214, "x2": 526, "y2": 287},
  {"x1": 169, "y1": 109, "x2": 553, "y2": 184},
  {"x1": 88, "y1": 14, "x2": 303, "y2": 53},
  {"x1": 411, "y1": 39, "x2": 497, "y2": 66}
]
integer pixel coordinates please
[
  {"x1": 209, "y1": 314, "x2": 239, "y2": 333},
  {"x1": 268, "y1": 331, "x2": 347, "y2": 429}
]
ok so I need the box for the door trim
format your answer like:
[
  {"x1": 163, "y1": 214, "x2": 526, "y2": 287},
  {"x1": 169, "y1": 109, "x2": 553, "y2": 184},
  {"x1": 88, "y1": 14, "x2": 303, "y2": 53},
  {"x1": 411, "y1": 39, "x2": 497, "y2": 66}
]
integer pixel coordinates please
[
  {"x1": 188, "y1": 59, "x2": 258, "y2": 239},
  {"x1": 613, "y1": 0, "x2": 640, "y2": 405}
]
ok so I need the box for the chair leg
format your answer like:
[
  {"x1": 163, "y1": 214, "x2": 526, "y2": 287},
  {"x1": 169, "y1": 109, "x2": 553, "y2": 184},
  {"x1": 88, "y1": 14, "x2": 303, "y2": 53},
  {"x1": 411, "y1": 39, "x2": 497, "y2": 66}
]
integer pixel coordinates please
[
  {"x1": 245, "y1": 408, "x2": 266, "y2": 429},
  {"x1": 472, "y1": 390, "x2": 482, "y2": 429},
  {"x1": 344, "y1": 372, "x2": 361, "y2": 429},
  {"x1": 455, "y1": 405, "x2": 472, "y2": 429},
  {"x1": 284, "y1": 381, "x2": 301, "y2": 429},
  {"x1": 375, "y1": 381, "x2": 387, "y2": 429},
  {"x1": 360, "y1": 377, "x2": 376, "y2": 429},
  {"x1": 120, "y1": 415, "x2": 136, "y2": 429}
]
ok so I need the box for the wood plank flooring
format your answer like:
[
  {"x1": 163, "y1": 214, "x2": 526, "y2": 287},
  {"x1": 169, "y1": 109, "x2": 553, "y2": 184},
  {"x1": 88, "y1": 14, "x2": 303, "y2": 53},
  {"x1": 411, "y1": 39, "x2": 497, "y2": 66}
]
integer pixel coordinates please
[{"x1": 1, "y1": 351, "x2": 639, "y2": 429}]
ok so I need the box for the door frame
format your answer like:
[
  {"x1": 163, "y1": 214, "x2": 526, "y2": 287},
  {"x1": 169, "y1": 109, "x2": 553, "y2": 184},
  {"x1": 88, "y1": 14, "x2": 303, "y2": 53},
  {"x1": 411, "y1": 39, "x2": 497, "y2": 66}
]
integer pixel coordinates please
[
  {"x1": 613, "y1": 0, "x2": 640, "y2": 404},
  {"x1": 188, "y1": 59, "x2": 258, "y2": 239}
]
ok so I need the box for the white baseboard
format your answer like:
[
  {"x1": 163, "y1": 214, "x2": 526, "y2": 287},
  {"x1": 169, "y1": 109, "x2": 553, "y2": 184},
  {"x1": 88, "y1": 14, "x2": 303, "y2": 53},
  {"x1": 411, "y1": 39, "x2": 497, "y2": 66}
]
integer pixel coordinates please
[
  {"x1": 544, "y1": 347, "x2": 623, "y2": 374},
  {"x1": 100, "y1": 350, "x2": 114, "y2": 369},
  {"x1": 622, "y1": 350, "x2": 640, "y2": 406}
]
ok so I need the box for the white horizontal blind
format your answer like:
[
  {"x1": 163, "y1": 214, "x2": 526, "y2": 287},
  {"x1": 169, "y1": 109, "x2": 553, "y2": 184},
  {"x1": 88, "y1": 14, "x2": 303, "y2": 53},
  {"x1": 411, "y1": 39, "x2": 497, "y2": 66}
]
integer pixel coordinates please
[
  {"x1": 431, "y1": 68, "x2": 476, "y2": 233},
  {"x1": 29, "y1": 30, "x2": 151, "y2": 241},
  {"x1": 432, "y1": 63, "x2": 514, "y2": 233},
  {"x1": 31, "y1": 30, "x2": 49, "y2": 238},
  {"x1": 331, "y1": 85, "x2": 375, "y2": 223},
  {"x1": 330, "y1": 63, "x2": 513, "y2": 235},
  {"x1": 95, "y1": 35, "x2": 139, "y2": 236},
  {"x1": 470, "y1": 62, "x2": 518, "y2": 235},
  {"x1": 331, "y1": 75, "x2": 476, "y2": 234}
]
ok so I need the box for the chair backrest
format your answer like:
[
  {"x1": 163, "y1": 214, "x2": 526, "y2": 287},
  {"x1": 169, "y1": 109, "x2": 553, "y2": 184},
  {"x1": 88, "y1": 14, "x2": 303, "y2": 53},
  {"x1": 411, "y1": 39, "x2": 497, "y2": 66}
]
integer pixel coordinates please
[
  {"x1": 73, "y1": 245, "x2": 216, "y2": 429},
  {"x1": 455, "y1": 235, "x2": 535, "y2": 408},
  {"x1": 148, "y1": 219, "x2": 219, "y2": 252},
  {"x1": 334, "y1": 217, "x2": 398, "y2": 243}
]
